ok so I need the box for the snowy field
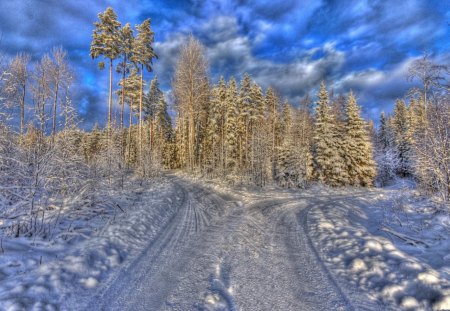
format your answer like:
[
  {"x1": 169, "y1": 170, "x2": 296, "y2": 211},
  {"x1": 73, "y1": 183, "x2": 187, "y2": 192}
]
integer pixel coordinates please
[{"x1": 0, "y1": 174, "x2": 449, "y2": 310}]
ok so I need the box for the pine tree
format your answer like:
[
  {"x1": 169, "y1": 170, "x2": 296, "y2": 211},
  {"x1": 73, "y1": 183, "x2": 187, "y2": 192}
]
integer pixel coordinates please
[
  {"x1": 131, "y1": 18, "x2": 157, "y2": 162},
  {"x1": 313, "y1": 81, "x2": 347, "y2": 186},
  {"x1": 90, "y1": 7, "x2": 121, "y2": 130},
  {"x1": 343, "y1": 92, "x2": 376, "y2": 186},
  {"x1": 116, "y1": 23, "x2": 134, "y2": 130},
  {"x1": 116, "y1": 69, "x2": 140, "y2": 164}
]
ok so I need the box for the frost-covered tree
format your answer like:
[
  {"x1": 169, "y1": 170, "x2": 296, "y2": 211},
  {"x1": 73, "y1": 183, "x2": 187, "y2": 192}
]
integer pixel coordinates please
[
  {"x1": 225, "y1": 77, "x2": 239, "y2": 172},
  {"x1": 343, "y1": 92, "x2": 376, "y2": 186},
  {"x1": 238, "y1": 73, "x2": 252, "y2": 169},
  {"x1": 408, "y1": 56, "x2": 449, "y2": 201},
  {"x1": 49, "y1": 47, "x2": 73, "y2": 138},
  {"x1": 374, "y1": 112, "x2": 398, "y2": 185},
  {"x1": 265, "y1": 87, "x2": 279, "y2": 157},
  {"x1": 249, "y1": 82, "x2": 266, "y2": 183},
  {"x1": 144, "y1": 76, "x2": 163, "y2": 121},
  {"x1": 32, "y1": 54, "x2": 53, "y2": 135},
  {"x1": 204, "y1": 77, "x2": 226, "y2": 174}
]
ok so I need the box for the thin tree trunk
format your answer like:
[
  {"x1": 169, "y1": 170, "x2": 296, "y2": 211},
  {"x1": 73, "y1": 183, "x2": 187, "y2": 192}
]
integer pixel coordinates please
[
  {"x1": 139, "y1": 64, "x2": 144, "y2": 166},
  {"x1": 121, "y1": 58, "x2": 126, "y2": 130},
  {"x1": 108, "y1": 59, "x2": 113, "y2": 135},
  {"x1": 20, "y1": 84, "x2": 26, "y2": 137},
  {"x1": 120, "y1": 58, "x2": 127, "y2": 163},
  {"x1": 52, "y1": 81, "x2": 59, "y2": 139},
  {"x1": 128, "y1": 105, "x2": 133, "y2": 165}
]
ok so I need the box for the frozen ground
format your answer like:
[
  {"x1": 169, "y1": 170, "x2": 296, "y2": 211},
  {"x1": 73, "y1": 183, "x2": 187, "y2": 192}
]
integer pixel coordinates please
[{"x1": 0, "y1": 174, "x2": 449, "y2": 310}]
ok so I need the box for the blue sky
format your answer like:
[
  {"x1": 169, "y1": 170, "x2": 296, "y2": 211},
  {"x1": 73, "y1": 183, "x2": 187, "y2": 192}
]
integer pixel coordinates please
[{"x1": 0, "y1": 0, "x2": 448, "y2": 127}]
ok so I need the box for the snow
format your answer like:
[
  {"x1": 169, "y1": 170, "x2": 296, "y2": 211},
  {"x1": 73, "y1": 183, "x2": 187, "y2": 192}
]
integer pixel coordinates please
[
  {"x1": 0, "y1": 175, "x2": 449, "y2": 310},
  {"x1": 0, "y1": 177, "x2": 180, "y2": 310},
  {"x1": 306, "y1": 181, "x2": 450, "y2": 310}
]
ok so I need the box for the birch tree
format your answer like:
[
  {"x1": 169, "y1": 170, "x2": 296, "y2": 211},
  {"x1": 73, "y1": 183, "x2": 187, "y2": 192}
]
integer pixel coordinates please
[
  {"x1": 4, "y1": 53, "x2": 30, "y2": 137},
  {"x1": 49, "y1": 47, "x2": 73, "y2": 138},
  {"x1": 173, "y1": 36, "x2": 209, "y2": 171}
]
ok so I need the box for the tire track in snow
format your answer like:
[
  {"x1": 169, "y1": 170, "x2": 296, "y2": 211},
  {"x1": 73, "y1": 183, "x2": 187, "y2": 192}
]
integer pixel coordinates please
[
  {"x1": 300, "y1": 198, "x2": 387, "y2": 311},
  {"x1": 89, "y1": 178, "x2": 235, "y2": 311}
]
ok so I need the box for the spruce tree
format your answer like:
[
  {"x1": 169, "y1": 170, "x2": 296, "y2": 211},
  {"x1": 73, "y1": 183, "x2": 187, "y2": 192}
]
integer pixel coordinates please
[
  {"x1": 343, "y1": 92, "x2": 376, "y2": 186},
  {"x1": 144, "y1": 76, "x2": 163, "y2": 121},
  {"x1": 313, "y1": 82, "x2": 347, "y2": 186},
  {"x1": 375, "y1": 111, "x2": 398, "y2": 185},
  {"x1": 393, "y1": 99, "x2": 413, "y2": 176}
]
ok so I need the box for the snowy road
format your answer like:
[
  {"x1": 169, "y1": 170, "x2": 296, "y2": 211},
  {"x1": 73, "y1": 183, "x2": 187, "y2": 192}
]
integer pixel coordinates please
[{"x1": 84, "y1": 176, "x2": 360, "y2": 311}]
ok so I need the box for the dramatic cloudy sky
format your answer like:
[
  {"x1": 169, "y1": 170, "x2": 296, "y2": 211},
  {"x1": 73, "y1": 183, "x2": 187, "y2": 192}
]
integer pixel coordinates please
[{"x1": 0, "y1": 0, "x2": 448, "y2": 127}]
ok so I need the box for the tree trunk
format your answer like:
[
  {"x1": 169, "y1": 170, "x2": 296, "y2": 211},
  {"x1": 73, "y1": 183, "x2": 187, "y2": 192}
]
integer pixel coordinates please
[
  {"x1": 52, "y1": 81, "x2": 59, "y2": 139},
  {"x1": 108, "y1": 59, "x2": 113, "y2": 130},
  {"x1": 20, "y1": 84, "x2": 26, "y2": 137},
  {"x1": 128, "y1": 105, "x2": 133, "y2": 165},
  {"x1": 120, "y1": 58, "x2": 126, "y2": 130},
  {"x1": 139, "y1": 65, "x2": 144, "y2": 166}
]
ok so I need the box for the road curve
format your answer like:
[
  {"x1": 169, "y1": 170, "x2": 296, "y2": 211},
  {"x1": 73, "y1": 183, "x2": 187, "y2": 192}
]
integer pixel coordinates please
[{"x1": 85, "y1": 176, "x2": 357, "y2": 311}]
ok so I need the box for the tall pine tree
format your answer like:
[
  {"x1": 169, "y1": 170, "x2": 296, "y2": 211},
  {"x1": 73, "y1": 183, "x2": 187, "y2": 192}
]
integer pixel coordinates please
[{"x1": 90, "y1": 7, "x2": 121, "y2": 130}]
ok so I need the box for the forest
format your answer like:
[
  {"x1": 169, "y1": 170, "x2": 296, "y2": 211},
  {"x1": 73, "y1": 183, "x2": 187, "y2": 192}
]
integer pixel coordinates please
[
  {"x1": 0, "y1": 8, "x2": 450, "y2": 234},
  {"x1": 0, "y1": 7, "x2": 448, "y2": 239}
]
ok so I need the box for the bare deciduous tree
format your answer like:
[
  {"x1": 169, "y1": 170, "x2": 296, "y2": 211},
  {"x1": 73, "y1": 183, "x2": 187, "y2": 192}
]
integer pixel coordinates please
[
  {"x1": 4, "y1": 53, "x2": 30, "y2": 137},
  {"x1": 173, "y1": 36, "x2": 209, "y2": 171}
]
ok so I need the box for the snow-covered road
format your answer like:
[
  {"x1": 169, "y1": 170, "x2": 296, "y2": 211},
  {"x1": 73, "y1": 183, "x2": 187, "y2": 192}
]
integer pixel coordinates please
[
  {"x1": 84, "y1": 176, "x2": 361, "y2": 311},
  {"x1": 4, "y1": 175, "x2": 448, "y2": 310}
]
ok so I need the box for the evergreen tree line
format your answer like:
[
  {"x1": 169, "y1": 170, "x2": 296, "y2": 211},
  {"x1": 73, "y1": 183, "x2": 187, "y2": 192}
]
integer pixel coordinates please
[
  {"x1": 171, "y1": 37, "x2": 376, "y2": 187},
  {"x1": 0, "y1": 7, "x2": 447, "y2": 239}
]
